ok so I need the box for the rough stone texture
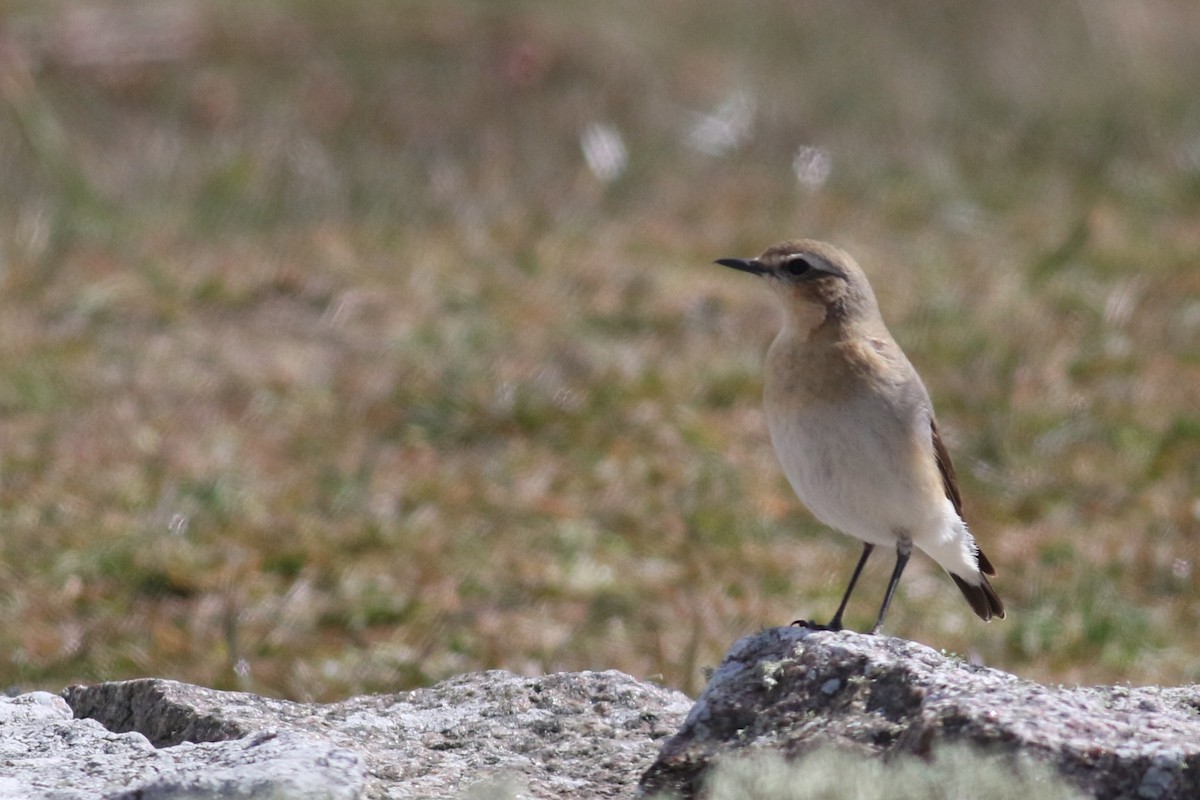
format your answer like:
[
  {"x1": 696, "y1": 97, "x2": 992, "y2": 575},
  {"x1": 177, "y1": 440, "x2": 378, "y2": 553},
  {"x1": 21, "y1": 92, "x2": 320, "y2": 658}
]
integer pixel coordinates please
[
  {"x1": 0, "y1": 690, "x2": 364, "y2": 800},
  {"x1": 12, "y1": 633, "x2": 1200, "y2": 798},
  {"x1": 638, "y1": 626, "x2": 1200, "y2": 800},
  {"x1": 51, "y1": 669, "x2": 692, "y2": 799}
]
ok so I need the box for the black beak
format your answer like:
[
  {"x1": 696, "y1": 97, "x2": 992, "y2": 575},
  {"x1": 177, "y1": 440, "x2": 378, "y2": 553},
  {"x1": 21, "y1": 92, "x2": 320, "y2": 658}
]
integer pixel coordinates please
[{"x1": 715, "y1": 258, "x2": 767, "y2": 276}]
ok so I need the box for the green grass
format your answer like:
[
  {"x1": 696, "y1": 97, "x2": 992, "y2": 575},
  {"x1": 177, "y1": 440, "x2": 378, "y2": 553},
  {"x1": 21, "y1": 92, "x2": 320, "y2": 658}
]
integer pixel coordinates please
[
  {"x1": 1, "y1": 0, "x2": 1199, "y2": 700},
  {"x1": 696, "y1": 745, "x2": 1087, "y2": 800}
]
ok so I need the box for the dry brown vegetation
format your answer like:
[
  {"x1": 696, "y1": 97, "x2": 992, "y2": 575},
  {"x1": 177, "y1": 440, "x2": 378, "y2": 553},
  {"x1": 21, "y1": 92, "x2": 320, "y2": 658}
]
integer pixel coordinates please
[{"x1": 1, "y1": 0, "x2": 1198, "y2": 701}]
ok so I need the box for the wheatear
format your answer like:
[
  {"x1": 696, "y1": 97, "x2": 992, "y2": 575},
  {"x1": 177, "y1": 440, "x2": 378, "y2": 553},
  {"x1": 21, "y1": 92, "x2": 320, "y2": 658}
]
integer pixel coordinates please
[{"x1": 717, "y1": 239, "x2": 1004, "y2": 634}]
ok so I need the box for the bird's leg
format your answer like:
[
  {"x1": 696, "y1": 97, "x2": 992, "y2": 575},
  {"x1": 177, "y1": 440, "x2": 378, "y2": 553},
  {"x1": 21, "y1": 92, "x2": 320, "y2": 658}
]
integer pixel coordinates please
[
  {"x1": 826, "y1": 542, "x2": 874, "y2": 630},
  {"x1": 868, "y1": 537, "x2": 912, "y2": 635},
  {"x1": 792, "y1": 542, "x2": 874, "y2": 631}
]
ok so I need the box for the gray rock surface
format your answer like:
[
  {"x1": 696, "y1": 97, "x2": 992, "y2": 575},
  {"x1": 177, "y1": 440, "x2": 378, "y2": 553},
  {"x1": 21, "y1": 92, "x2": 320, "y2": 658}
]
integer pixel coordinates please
[
  {"x1": 0, "y1": 690, "x2": 364, "y2": 800},
  {"x1": 35, "y1": 669, "x2": 691, "y2": 799},
  {"x1": 638, "y1": 626, "x2": 1200, "y2": 800},
  {"x1": 10, "y1": 631, "x2": 1200, "y2": 798}
]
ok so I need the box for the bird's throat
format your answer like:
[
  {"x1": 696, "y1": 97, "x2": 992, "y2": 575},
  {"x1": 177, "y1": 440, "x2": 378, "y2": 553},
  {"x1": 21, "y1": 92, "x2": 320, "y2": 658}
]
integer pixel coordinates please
[{"x1": 778, "y1": 295, "x2": 830, "y2": 341}]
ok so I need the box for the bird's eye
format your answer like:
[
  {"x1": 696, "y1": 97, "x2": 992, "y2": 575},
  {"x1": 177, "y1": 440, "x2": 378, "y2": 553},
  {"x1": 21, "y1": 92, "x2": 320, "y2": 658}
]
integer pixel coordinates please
[{"x1": 782, "y1": 257, "x2": 812, "y2": 277}]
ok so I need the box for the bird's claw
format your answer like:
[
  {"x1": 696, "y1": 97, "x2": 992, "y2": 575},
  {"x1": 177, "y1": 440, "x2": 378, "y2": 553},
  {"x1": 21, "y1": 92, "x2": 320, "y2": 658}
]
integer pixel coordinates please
[{"x1": 790, "y1": 619, "x2": 844, "y2": 632}]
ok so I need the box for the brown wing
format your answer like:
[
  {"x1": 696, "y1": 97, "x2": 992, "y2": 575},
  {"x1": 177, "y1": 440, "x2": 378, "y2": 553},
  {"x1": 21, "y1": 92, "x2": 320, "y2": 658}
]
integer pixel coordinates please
[
  {"x1": 931, "y1": 417, "x2": 996, "y2": 577},
  {"x1": 930, "y1": 417, "x2": 963, "y2": 518}
]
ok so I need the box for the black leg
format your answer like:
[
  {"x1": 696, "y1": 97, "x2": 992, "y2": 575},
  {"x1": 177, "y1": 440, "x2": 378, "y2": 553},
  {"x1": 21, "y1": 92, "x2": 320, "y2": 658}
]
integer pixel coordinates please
[
  {"x1": 827, "y1": 543, "x2": 875, "y2": 630},
  {"x1": 868, "y1": 541, "x2": 911, "y2": 635},
  {"x1": 792, "y1": 542, "x2": 874, "y2": 631}
]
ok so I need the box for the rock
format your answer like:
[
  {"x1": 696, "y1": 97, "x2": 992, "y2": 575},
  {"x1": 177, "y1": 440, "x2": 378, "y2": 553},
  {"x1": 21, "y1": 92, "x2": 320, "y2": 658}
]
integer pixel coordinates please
[
  {"x1": 638, "y1": 626, "x2": 1200, "y2": 800},
  {"x1": 0, "y1": 690, "x2": 363, "y2": 800},
  {"x1": 14, "y1": 631, "x2": 1197, "y2": 798},
  {"x1": 42, "y1": 669, "x2": 691, "y2": 799}
]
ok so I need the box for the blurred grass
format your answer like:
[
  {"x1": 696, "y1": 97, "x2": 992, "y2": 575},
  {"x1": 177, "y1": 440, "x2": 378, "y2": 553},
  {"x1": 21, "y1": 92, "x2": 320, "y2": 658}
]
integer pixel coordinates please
[{"x1": 0, "y1": 0, "x2": 1198, "y2": 701}]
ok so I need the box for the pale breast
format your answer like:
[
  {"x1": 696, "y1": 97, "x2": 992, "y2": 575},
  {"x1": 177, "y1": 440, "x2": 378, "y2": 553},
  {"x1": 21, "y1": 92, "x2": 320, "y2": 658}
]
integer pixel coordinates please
[{"x1": 765, "y1": 389, "x2": 947, "y2": 546}]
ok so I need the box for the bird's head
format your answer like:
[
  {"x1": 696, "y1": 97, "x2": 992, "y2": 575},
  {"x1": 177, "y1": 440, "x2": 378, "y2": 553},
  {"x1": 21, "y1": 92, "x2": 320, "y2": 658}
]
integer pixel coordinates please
[{"x1": 716, "y1": 239, "x2": 881, "y2": 336}]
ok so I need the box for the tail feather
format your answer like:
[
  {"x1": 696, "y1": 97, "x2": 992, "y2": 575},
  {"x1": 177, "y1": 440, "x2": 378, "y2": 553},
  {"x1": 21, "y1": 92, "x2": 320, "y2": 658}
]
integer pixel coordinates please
[
  {"x1": 976, "y1": 546, "x2": 996, "y2": 576},
  {"x1": 951, "y1": 572, "x2": 1005, "y2": 621}
]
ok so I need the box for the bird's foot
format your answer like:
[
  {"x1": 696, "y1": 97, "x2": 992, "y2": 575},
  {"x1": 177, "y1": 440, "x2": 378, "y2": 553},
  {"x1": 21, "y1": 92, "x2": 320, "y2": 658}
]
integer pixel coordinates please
[{"x1": 790, "y1": 618, "x2": 844, "y2": 632}]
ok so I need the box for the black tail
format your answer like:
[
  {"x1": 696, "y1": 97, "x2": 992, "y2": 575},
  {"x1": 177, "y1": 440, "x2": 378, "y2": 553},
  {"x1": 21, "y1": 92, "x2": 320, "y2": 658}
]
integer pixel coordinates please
[{"x1": 951, "y1": 572, "x2": 1005, "y2": 621}]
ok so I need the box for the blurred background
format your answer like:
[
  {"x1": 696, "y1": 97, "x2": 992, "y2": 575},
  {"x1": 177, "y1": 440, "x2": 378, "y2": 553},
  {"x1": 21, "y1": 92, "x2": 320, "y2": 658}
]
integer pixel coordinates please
[{"x1": 0, "y1": 0, "x2": 1198, "y2": 702}]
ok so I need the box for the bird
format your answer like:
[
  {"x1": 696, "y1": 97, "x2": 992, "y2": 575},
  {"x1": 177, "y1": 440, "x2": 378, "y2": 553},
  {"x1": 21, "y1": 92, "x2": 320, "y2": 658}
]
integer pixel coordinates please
[{"x1": 715, "y1": 239, "x2": 1004, "y2": 634}]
